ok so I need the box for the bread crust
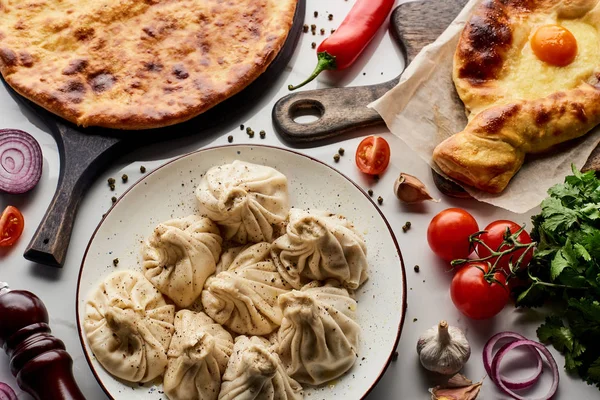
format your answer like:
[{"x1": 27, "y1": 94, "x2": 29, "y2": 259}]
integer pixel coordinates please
[
  {"x1": 435, "y1": 0, "x2": 600, "y2": 193},
  {"x1": 0, "y1": 0, "x2": 297, "y2": 130}
]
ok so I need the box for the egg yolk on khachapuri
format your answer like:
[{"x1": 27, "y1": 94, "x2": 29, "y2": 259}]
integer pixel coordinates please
[{"x1": 531, "y1": 24, "x2": 578, "y2": 67}]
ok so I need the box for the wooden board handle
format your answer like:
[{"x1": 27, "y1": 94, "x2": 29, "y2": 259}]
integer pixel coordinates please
[
  {"x1": 23, "y1": 125, "x2": 128, "y2": 267},
  {"x1": 272, "y1": 80, "x2": 396, "y2": 143}
]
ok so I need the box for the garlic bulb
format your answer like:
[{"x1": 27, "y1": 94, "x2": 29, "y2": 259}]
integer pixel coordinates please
[
  {"x1": 394, "y1": 173, "x2": 439, "y2": 204},
  {"x1": 416, "y1": 320, "x2": 470, "y2": 375}
]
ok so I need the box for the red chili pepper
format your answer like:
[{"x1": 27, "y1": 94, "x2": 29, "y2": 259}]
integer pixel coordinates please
[{"x1": 288, "y1": 0, "x2": 395, "y2": 91}]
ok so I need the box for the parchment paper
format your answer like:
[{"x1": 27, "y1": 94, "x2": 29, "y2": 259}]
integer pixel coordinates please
[{"x1": 369, "y1": 0, "x2": 600, "y2": 214}]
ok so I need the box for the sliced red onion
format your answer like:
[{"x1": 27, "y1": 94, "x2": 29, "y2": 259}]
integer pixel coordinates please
[
  {"x1": 0, "y1": 383, "x2": 17, "y2": 400},
  {"x1": 491, "y1": 339, "x2": 559, "y2": 400},
  {"x1": 0, "y1": 129, "x2": 43, "y2": 194},
  {"x1": 483, "y1": 331, "x2": 543, "y2": 390}
]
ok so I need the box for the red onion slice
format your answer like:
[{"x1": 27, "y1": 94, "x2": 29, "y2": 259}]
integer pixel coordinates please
[
  {"x1": 0, "y1": 383, "x2": 17, "y2": 400},
  {"x1": 0, "y1": 129, "x2": 43, "y2": 194},
  {"x1": 491, "y1": 340, "x2": 559, "y2": 400},
  {"x1": 483, "y1": 331, "x2": 543, "y2": 390}
]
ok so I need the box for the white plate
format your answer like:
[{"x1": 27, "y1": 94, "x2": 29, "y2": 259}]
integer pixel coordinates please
[{"x1": 76, "y1": 145, "x2": 407, "y2": 400}]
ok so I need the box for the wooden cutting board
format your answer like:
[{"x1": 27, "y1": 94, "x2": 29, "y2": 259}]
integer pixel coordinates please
[
  {"x1": 272, "y1": 0, "x2": 600, "y2": 197},
  {"x1": 1, "y1": 0, "x2": 306, "y2": 268}
]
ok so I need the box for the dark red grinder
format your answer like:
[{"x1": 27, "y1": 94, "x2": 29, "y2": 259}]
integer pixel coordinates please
[{"x1": 0, "y1": 282, "x2": 85, "y2": 400}]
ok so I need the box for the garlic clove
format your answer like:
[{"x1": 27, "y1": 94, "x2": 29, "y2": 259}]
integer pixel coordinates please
[
  {"x1": 430, "y1": 381, "x2": 482, "y2": 400},
  {"x1": 394, "y1": 173, "x2": 440, "y2": 204}
]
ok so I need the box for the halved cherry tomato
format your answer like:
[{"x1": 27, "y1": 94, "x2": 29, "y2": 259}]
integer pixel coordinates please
[
  {"x1": 0, "y1": 206, "x2": 24, "y2": 247},
  {"x1": 450, "y1": 262, "x2": 509, "y2": 320},
  {"x1": 427, "y1": 208, "x2": 478, "y2": 261},
  {"x1": 355, "y1": 136, "x2": 390, "y2": 175},
  {"x1": 476, "y1": 220, "x2": 534, "y2": 276}
]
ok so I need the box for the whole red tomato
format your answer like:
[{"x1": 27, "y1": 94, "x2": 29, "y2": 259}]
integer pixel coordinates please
[
  {"x1": 450, "y1": 262, "x2": 509, "y2": 320},
  {"x1": 427, "y1": 208, "x2": 479, "y2": 261},
  {"x1": 476, "y1": 220, "x2": 534, "y2": 275}
]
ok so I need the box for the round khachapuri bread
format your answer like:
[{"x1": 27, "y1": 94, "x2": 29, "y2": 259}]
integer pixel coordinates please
[
  {"x1": 0, "y1": 0, "x2": 297, "y2": 129},
  {"x1": 433, "y1": 0, "x2": 600, "y2": 193}
]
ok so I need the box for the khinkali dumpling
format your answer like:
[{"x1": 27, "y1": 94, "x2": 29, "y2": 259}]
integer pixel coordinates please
[
  {"x1": 277, "y1": 281, "x2": 360, "y2": 385},
  {"x1": 84, "y1": 270, "x2": 175, "y2": 383},
  {"x1": 164, "y1": 310, "x2": 234, "y2": 400},
  {"x1": 218, "y1": 336, "x2": 303, "y2": 400},
  {"x1": 202, "y1": 242, "x2": 292, "y2": 335},
  {"x1": 143, "y1": 215, "x2": 222, "y2": 307},
  {"x1": 195, "y1": 161, "x2": 289, "y2": 244},
  {"x1": 271, "y1": 208, "x2": 368, "y2": 289}
]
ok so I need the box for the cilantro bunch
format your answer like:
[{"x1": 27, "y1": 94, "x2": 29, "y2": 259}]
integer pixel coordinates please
[{"x1": 516, "y1": 165, "x2": 600, "y2": 388}]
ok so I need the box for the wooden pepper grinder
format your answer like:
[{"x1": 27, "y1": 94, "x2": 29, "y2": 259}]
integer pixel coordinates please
[{"x1": 0, "y1": 282, "x2": 86, "y2": 400}]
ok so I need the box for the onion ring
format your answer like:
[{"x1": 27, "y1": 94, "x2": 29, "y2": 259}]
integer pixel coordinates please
[
  {"x1": 0, "y1": 129, "x2": 43, "y2": 194},
  {"x1": 491, "y1": 339, "x2": 559, "y2": 400},
  {"x1": 483, "y1": 331, "x2": 543, "y2": 389},
  {"x1": 0, "y1": 383, "x2": 17, "y2": 400}
]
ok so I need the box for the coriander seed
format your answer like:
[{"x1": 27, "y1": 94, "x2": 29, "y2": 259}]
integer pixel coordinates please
[
  {"x1": 333, "y1": 154, "x2": 340, "y2": 162},
  {"x1": 259, "y1": 130, "x2": 266, "y2": 139},
  {"x1": 121, "y1": 174, "x2": 128, "y2": 183},
  {"x1": 107, "y1": 177, "x2": 115, "y2": 185}
]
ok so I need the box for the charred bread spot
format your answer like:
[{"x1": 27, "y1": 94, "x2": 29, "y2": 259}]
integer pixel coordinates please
[
  {"x1": 534, "y1": 105, "x2": 551, "y2": 125},
  {"x1": 0, "y1": 48, "x2": 17, "y2": 67},
  {"x1": 571, "y1": 102, "x2": 588, "y2": 122},
  {"x1": 478, "y1": 103, "x2": 521, "y2": 134},
  {"x1": 142, "y1": 26, "x2": 157, "y2": 38},
  {"x1": 74, "y1": 27, "x2": 95, "y2": 41},
  {"x1": 144, "y1": 61, "x2": 163, "y2": 72},
  {"x1": 457, "y1": 0, "x2": 512, "y2": 83},
  {"x1": 172, "y1": 65, "x2": 189, "y2": 80},
  {"x1": 19, "y1": 51, "x2": 34, "y2": 67},
  {"x1": 62, "y1": 59, "x2": 88, "y2": 75},
  {"x1": 89, "y1": 71, "x2": 116, "y2": 93},
  {"x1": 58, "y1": 79, "x2": 86, "y2": 104}
]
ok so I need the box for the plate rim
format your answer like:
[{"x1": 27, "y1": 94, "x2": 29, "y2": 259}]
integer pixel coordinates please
[{"x1": 75, "y1": 144, "x2": 408, "y2": 400}]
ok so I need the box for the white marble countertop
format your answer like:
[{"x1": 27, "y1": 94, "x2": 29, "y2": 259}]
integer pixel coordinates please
[{"x1": 0, "y1": 0, "x2": 598, "y2": 399}]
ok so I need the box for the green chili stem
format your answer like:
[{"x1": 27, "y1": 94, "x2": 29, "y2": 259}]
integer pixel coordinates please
[{"x1": 288, "y1": 52, "x2": 338, "y2": 91}]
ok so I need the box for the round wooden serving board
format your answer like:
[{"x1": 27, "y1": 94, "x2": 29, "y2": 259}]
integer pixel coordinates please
[{"x1": 1, "y1": 0, "x2": 306, "y2": 268}]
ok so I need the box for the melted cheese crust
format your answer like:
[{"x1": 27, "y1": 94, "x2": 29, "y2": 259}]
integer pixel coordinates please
[{"x1": 501, "y1": 19, "x2": 600, "y2": 105}]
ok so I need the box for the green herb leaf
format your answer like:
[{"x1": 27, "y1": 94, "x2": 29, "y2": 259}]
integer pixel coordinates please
[{"x1": 521, "y1": 165, "x2": 600, "y2": 387}]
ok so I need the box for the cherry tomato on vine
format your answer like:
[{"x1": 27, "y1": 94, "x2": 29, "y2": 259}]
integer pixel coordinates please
[
  {"x1": 450, "y1": 262, "x2": 509, "y2": 320},
  {"x1": 476, "y1": 220, "x2": 534, "y2": 275},
  {"x1": 355, "y1": 136, "x2": 390, "y2": 175},
  {"x1": 0, "y1": 206, "x2": 24, "y2": 247},
  {"x1": 427, "y1": 208, "x2": 479, "y2": 261}
]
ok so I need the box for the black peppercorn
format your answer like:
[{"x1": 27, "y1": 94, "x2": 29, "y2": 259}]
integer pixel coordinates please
[
  {"x1": 333, "y1": 154, "x2": 340, "y2": 162},
  {"x1": 140, "y1": 166, "x2": 146, "y2": 173},
  {"x1": 367, "y1": 189, "x2": 373, "y2": 197},
  {"x1": 377, "y1": 196, "x2": 383, "y2": 205},
  {"x1": 121, "y1": 174, "x2": 128, "y2": 183},
  {"x1": 227, "y1": 135, "x2": 233, "y2": 143}
]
